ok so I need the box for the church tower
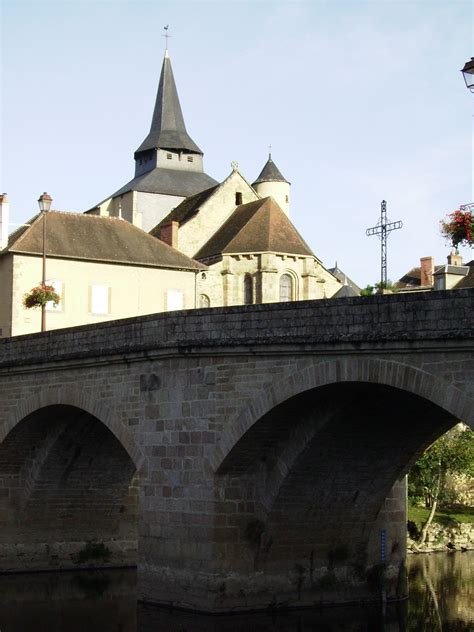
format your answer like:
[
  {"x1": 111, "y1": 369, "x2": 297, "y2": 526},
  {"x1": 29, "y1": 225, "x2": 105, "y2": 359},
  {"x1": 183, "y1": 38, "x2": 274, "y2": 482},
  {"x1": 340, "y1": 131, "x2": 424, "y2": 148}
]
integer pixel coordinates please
[
  {"x1": 252, "y1": 154, "x2": 291, "y2": 217},
  {"x1": 134, "y1": 50, "x2": 205, "y2": 178},
  {"x1": 88, "y1": 49, "x2": 217, "y2": 232}
]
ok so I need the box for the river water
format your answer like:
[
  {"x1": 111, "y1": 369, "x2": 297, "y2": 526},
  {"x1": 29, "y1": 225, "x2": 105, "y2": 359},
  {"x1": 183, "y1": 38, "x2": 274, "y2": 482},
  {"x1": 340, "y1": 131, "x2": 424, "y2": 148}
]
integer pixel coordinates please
[{"x1": 0, "y1": 552, "x2": 472, "y2": 631}]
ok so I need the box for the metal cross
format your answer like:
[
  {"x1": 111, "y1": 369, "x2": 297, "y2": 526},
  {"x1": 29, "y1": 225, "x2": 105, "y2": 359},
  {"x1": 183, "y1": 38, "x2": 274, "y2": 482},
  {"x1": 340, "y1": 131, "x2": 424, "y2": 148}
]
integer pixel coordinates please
[
  {"x1": 366, "y1": 200, "x2": 403, "y2": 290},
  {"x1": 268, "y1": 144, "x2": 272, "y2": 157},
  {"x1": 163, "y1": 25, "x2": 171, "y2": 49}
]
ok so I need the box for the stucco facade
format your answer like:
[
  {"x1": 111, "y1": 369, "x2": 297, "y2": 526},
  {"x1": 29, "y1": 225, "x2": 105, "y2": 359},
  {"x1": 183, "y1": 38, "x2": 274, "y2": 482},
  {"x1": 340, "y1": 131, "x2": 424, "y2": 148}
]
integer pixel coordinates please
[{"x1": 0, "y1": 252, "x2": 199, "y2": 338}]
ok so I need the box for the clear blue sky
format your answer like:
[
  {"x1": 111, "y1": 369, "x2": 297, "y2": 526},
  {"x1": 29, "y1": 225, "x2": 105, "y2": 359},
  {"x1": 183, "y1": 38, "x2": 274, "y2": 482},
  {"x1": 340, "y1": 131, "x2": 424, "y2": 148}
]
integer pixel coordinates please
[{"x1": 1, "y1": 0, "x2": 473, "y2": 286}]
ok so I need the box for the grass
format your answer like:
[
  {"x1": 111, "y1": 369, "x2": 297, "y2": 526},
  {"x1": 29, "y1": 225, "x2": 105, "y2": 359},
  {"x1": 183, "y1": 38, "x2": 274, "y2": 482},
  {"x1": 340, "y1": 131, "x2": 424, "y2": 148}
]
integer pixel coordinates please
[{"x1": 408, "y1": 505, "x2": 474, "y2": 529}]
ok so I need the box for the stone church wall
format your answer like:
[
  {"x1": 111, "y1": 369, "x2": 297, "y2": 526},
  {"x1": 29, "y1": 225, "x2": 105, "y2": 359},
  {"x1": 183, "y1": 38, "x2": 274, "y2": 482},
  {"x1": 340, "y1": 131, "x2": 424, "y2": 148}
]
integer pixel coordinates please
[{"x1": 178, "y1": 171, "x2": 258, "y2": 258}]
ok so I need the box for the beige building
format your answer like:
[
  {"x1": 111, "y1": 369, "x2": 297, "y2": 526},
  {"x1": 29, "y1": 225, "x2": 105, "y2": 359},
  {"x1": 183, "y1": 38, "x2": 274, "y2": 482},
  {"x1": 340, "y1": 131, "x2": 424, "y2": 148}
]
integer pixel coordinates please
[
  {"x1": 0, "y1": 210, "x2": 204, "y2": 338},
  {"x1": 396, "y1": 252, "x2": 474, "y2": 292}
]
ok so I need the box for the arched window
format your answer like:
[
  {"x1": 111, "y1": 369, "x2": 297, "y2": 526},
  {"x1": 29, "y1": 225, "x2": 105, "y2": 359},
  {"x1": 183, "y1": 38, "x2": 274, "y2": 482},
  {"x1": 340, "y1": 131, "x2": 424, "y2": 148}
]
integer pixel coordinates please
[
  {"x1": 244, "y1": 274, "x2": 253, "y2": 305},
  {"x1": 279, "y1": 274, "x2": 293, "y2": 302},
  {"x1": 199, "y1": 294, "x2": 210, "y2": 308}
]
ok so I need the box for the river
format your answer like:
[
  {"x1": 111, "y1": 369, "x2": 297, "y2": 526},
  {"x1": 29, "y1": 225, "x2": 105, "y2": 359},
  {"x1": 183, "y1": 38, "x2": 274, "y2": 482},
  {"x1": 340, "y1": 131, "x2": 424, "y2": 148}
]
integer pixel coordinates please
[{"x1": 0, "y1": 552, "x2": 472, "y2": 631}]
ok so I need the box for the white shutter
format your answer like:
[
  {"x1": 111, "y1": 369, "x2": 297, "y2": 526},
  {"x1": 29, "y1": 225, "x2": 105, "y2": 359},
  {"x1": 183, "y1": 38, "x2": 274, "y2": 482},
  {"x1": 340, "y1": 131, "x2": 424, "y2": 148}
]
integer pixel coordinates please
[
  {"x1": 166, "y1": 290, "x2": 184, "y2": 311},
  {"x1": 46, "y1": 280, "x2": 63, "y2": 312},
  {"x1": 91, "y1": 285, "x2": 109, "y2": 314}
]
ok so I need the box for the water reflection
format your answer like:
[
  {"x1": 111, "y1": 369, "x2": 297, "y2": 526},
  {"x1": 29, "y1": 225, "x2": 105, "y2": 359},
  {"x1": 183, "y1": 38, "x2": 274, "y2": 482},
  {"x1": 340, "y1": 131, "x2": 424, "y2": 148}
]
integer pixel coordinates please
[{"x1": 0, "y1": 553, "x2": 472, "y2": 631}]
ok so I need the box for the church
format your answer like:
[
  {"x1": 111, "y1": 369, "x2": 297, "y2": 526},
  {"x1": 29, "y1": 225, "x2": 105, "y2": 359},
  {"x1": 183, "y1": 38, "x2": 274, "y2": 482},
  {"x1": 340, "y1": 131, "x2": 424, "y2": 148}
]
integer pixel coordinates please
[
  {"x1": 86, "y1": 48, "x2": 343, "y2": 307},
  {"x1": 0, "y1": 48, "x2": 346, "y2": 337}
]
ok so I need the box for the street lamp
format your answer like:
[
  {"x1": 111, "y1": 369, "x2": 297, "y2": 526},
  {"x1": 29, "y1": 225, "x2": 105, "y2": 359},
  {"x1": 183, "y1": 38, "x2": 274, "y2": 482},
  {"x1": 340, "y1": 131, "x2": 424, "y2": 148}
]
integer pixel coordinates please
[
  {"x1": 38, "y1": 192, "x2": 52, "y2": 332},
  {"x1": 461, "y1": 57, "x2": 474, "y2": 92}
]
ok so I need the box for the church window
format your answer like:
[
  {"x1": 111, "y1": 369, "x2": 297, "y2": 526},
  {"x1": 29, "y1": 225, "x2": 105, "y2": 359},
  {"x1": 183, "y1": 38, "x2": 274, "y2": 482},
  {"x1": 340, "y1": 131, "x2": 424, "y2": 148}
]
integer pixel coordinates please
[
  {"x1": 199, "y1": 294, "x2": 210, "y2": 308},
  {"x1": 285, "y1": 195, "x2": 289, "y2": 203},
  {"x1": 279, "y1": 274, "x2": 293, "y2": 302},
  {"x1": 187, "y1": 156, "x2": 193, "y2": 163},
  {"x1": 244, "y1": 274, "x2": 253, "y2": 305},
  {"x1": 235, "y1": 192, "x2": 242, "y2": 205},
  {"x1": 167, "y1": 153, "x2": 173, "y2": 160}
]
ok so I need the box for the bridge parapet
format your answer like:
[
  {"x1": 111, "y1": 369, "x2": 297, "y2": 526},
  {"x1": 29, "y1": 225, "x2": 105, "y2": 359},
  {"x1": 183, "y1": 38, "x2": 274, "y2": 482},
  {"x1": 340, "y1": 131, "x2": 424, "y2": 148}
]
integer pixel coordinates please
[{"x1": 0, "y1": 289, "x2": 473, "y2": 369}]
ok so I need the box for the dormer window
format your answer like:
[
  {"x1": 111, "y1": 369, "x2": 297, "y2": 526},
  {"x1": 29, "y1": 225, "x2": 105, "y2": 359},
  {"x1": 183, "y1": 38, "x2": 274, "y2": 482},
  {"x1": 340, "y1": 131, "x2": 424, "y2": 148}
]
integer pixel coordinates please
[
  {"x1": 235, "y1": 192, "x2": 242, "y2": 205},
  {"x1": 167, "y1": 153, "x2": 172, "y2": 160}
]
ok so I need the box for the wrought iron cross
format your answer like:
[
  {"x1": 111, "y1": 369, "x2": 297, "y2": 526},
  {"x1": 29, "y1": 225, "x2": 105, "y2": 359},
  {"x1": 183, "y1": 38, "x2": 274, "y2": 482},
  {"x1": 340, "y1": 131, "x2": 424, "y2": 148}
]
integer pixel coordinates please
[
  {"x1": 366, "y1": 200, "x2": 403, "y2": 290},
  {"x1": 162, "y1": 25, "x2": 171, "y2": 49}
]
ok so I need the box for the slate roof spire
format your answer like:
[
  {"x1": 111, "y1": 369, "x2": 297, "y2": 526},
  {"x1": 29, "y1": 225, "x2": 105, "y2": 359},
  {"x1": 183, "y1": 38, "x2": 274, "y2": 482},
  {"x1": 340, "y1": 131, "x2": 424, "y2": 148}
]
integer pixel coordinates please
[
  {"x1": 253, "y1": 153, "x2": 290, "y2": 185},
  {"x1": 135, "y1": 51, "x2": 203, "y2": 156}
]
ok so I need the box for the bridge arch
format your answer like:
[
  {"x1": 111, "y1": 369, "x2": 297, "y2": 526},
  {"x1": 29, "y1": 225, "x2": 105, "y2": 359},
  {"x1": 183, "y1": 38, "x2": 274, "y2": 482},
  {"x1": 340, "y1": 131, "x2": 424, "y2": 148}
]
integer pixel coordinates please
[
  {"x1": 209, "y1": 357, "x2": 472, "y2": 602},
  {"x1": 213, "y1": 357, "x2": 474, "y2": 473},
  {"x1": 0, "y1": 385, "x2": 145, "y2": 472},
  {"x1": 0, "y1": 400, "x2": 141, "y2": 572}
]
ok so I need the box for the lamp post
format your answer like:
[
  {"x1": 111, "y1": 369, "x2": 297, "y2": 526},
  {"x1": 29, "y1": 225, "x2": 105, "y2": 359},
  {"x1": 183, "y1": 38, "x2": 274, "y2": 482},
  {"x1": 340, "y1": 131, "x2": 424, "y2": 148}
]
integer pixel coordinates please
[
  {"x1": 461, "y1": 57, "x2": 474, "y2": 92},
  {"x1": 461, "y1": 58, "x2": 474, "y2": 204},
  {"x1": 38, "y1": 192, "x2": 52, "y2": 332}
]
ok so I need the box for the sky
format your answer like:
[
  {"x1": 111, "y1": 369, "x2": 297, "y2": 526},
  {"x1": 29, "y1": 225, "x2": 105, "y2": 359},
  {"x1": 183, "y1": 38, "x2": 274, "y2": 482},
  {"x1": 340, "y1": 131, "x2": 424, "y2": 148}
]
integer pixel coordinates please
[{"x1": 1, "y1": 0, "x2": 473, "y2": 287}]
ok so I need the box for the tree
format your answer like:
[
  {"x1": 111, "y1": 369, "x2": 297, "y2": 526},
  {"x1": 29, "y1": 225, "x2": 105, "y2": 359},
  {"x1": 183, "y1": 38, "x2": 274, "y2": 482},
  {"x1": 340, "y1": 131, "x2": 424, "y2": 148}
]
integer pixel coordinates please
[
  {"x1": 360, "y1": 284, "x2": 375, "y2": 296},
  {"x1": 408, "y1": 425, "x2": 474, "y2": 544},
  {"x1": 360, "y1": 280, "x2": 398, "y2": 296}
]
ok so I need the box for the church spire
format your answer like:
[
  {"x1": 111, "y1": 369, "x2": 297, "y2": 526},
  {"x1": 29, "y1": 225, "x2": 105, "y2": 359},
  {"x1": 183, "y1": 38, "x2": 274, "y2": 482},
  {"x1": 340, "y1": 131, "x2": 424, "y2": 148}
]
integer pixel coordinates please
[
  {"x1": 135, "y1": 51, "x2": 202, "y2": 156},
  {"x1": 252, "y1": 153, "x2": 291, "y2": 217}
]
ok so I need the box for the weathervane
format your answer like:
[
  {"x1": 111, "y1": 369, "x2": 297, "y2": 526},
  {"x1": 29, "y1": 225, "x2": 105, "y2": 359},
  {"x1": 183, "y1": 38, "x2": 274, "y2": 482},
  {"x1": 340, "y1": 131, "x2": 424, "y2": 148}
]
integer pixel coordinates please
[
  {"x1": 162, "y1": 25, "x2": 171, "y2": 50},
  {"x1": 366, "y1": 200, "x2": 403, "y2": 290}
]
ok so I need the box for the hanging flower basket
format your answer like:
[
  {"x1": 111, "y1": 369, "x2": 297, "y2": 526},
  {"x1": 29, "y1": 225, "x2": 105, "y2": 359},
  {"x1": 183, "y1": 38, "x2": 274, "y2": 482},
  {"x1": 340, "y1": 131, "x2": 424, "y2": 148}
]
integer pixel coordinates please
[
  {"x1": 23, "y1": 284, "x2": 60, "y2": 309},
  {"x1": 440, "y1": 208, "x2": 473, "y2": 249}
]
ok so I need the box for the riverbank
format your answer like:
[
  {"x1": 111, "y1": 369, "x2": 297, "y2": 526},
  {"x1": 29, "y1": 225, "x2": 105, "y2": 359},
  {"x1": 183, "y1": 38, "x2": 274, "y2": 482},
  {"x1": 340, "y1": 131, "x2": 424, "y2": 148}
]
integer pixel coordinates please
[{"x1": 407, "y1": 506, "x2": 474, "y2": 553}]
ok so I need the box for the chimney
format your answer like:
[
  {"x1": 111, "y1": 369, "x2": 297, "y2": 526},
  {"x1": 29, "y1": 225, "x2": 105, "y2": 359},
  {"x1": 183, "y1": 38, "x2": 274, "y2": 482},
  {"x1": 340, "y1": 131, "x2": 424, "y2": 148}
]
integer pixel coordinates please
[
  {"x1": 447, "y1": 251, "x2": 463, "y2": 266},
  {"x1": 420, "y1": 256, "x2": 434, "y2": 287},
  {"x1": 158, "y1": 221, "x2": 179, "y2": 249},
  {"x1": 0, "y1": 193, "x2": 9, "y2": 250}
]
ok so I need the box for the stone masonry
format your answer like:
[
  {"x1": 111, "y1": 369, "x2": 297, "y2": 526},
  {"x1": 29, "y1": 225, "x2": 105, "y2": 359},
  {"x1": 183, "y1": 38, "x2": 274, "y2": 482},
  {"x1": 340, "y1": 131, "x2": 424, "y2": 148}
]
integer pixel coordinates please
[{"x1": 0, "y1": 289, "x2": 473, "y2": 612}]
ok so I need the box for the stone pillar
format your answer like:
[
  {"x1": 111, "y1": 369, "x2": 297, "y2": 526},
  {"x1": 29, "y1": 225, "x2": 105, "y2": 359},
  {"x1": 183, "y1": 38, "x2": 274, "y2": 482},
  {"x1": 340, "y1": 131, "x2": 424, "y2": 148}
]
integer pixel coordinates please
[{"x1": 258, "y1": 253, "x2": 278, "y2": 303}]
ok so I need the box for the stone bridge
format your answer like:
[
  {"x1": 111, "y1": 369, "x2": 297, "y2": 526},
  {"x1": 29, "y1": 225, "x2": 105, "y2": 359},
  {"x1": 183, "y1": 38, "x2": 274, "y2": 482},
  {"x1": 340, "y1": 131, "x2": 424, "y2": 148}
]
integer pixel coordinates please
[{"x1": 0, "y1": 289, "x2": 473, "y2": 612}]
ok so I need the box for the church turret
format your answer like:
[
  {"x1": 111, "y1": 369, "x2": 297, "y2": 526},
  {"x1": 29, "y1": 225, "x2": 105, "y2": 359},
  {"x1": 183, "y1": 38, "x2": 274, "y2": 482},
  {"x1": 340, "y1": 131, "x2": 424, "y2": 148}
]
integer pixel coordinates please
[
  {"x1": 134, "y1": 50, "x2": 205, "y2": 177},
  {"x1": 252, "y1": 154, "x2": 291, "y2": 216}
]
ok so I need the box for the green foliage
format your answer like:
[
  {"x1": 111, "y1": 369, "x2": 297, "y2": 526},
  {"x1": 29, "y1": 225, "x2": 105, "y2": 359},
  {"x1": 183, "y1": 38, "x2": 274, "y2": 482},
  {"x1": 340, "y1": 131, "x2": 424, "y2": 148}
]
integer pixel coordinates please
[
  {"x1": 316, "y1": 572, "x2": 338, "y2": 589},
  {"x1": 74, "y1": 541, "x2": 112, "y2": 565},
  {"x1": 360, "y1": 280, "x2": 398, "y2": 295},
  {"x1": 408, "y1": 425, "x2": 474, "y2": 510},
  {"x1": 408, "y1": 505, "x2": 474, "y2": 528},
  {"x1": 23, "y1": 284, "x2": 60, "y2": 309}
]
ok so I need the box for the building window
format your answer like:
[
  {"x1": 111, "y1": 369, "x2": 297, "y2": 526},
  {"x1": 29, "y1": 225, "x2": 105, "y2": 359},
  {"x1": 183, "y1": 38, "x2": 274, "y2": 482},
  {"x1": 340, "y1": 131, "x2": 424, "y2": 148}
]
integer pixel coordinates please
[
  {"x1": 187, "y1": 155, "x2": 193, "y2": 163},
  {"x1": 90, "y1": 285, "x2": 110, "y2": 315},
  {"x1": 199, "y1": 294, "x2": 210, "y2": 308},
  {"x1": 46, "y1": 280, "x2": 63, "y2": 312},
  {"x1": 235, "y1": 192, "x2": 242, "y2": 205},
  {"x1": 166, "y1": 290, "x2": 184, "y2": 311},
  {"x1": 285, "y1": 195, "x2": 289, "y2": 203},
  {"x1": 244, "y1": 274, "x2": 253, "y2": 305},
  {"x1": 279, "y1": 274, "x2": 293, "y2": 302},
  {"x1": 167, "y1": 153, "x2": 173, "y2": 160}
]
